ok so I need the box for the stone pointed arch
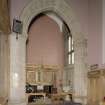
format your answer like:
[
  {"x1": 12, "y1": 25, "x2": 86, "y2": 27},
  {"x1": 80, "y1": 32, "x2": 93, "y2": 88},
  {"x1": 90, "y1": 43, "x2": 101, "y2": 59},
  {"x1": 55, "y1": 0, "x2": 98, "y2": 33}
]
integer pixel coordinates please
[
  {"x1": 9, "y1": 0, "x2": 87, "y2": 105},
  {"x1": 20, "y1": 0, "x2": 84, "y2": 41}
]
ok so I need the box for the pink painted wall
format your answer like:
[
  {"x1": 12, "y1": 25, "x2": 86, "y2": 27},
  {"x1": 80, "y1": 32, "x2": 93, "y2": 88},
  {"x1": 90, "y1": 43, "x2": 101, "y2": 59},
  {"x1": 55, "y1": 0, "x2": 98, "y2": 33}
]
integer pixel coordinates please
[
  {"x1": 88, "y1": 0, "x2": 102, "y2": 66},
  {"x1": 26, "y1": 15, "x2": 64, "y2": 67},
  {"x1": 10, "y1": 0, "x2": 103, "y2": 66},
  {"x1": 66, "y1": 0, "x2": 88, "y2": 36},
  {"x1": 10, "y1": 0, "x2": 30, "y2": 23}
]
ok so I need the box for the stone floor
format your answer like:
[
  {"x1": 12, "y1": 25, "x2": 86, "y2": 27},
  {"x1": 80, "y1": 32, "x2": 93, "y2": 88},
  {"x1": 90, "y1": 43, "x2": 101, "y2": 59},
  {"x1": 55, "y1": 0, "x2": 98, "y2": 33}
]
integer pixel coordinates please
[{"x1": 28, "y1": 101, "x2": 82, "y2": 105}]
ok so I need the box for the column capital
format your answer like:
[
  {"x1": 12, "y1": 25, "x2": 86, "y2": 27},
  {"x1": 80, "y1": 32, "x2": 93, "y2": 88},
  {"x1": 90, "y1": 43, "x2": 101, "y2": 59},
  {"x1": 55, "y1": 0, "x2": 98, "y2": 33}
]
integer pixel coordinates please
[{"x1": 74, "y1": 38, "x2": 87, "y2": 48}]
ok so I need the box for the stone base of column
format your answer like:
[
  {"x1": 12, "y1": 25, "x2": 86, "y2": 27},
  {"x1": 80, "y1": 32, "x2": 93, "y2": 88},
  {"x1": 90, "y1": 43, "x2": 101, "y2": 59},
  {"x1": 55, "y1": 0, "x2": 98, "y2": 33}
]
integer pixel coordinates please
[
  {"x1": 8, "y1": 100, "x2": 27, "y2": 105},
  {"x1": 73, "y1": 95, "x2": 87, "y2": 105}
]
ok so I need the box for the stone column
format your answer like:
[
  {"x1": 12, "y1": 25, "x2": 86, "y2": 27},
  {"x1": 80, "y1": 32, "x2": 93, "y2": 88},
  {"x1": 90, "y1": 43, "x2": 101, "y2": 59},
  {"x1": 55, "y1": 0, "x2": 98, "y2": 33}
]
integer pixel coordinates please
[
  {"x1": 0, "y1": 32, "x2": 9, "y2": 97},
  {"x1": 8, "y1": 33, "x2": 26, "y2": 105},
  {"x1": 63, "y1": 65, "x2": 74, "y2": 92},
  {"x1": 73, "y1": 38, "x2": 87, "y2": 105}
]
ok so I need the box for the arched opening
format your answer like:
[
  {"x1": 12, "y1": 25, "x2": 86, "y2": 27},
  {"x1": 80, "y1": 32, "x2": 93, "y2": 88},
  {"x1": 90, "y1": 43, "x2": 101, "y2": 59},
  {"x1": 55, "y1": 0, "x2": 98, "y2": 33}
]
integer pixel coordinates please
[
  {"x1": 27, "y1": 11, "x2": 74, "y2": 67},
  {"x1": 26, "y1": 12, "x2": 74, "y2": 103}
]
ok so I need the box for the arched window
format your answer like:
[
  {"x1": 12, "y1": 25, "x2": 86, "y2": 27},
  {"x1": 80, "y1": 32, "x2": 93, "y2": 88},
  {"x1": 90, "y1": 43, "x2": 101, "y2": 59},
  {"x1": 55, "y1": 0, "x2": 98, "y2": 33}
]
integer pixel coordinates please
[
  {"x1": 68, "y1": 35, "x2": 74, "y2": 64},
  {"x1": 63, "y1": 23, "x2": 74, "y2": 65}
]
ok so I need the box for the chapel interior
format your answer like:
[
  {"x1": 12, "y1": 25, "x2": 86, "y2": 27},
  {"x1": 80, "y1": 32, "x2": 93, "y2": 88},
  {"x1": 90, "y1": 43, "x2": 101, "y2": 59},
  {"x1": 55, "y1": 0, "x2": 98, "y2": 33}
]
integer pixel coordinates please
[{"x1": 0, "y1": 0, "x2": 105, "y2": 105}]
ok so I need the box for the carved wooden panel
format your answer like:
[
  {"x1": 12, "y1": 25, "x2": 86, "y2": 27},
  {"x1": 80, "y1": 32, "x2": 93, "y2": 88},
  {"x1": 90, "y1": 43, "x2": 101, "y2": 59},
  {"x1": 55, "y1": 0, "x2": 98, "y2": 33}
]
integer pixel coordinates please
[
  {"x1": 88, "y1": 70, "x2": 100, "y2": 78},
  {"x1": 26, "y1": 64, "x2": 58, "y2": 85},
  {"x1": 43, "y1": 71, "x2": 53, "y2": 84},
  {"x1": 88, "y1": 69, "x2": 105, "y2": 105},
  {"x1": 26, "y1": 71, "x2": 36, "y2": 84}
]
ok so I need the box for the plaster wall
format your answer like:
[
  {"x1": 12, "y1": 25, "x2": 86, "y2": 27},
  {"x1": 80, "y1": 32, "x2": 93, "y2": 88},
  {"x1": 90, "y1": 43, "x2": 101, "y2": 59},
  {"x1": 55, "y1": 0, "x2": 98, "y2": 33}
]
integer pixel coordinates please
[
  {"x1": 26, "y1": 15, "x2": 64, "y2": 67},
  {"x1": 88, "y1": 0, "x2": 102, "y2": 66}
]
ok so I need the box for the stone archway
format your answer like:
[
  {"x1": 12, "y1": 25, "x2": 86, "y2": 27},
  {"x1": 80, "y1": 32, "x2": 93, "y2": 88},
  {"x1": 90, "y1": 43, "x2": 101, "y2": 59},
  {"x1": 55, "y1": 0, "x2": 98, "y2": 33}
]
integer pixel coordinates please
[{"x1": 9, "y1": 0, "x2": 87, "y2": 105}]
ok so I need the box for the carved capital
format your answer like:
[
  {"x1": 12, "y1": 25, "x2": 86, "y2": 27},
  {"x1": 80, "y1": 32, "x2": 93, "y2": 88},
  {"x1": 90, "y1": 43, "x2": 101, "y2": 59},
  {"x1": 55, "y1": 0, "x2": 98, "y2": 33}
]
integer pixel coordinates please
[{"x1": 74, "y1": 37, "x2": 87, "y2": 48}]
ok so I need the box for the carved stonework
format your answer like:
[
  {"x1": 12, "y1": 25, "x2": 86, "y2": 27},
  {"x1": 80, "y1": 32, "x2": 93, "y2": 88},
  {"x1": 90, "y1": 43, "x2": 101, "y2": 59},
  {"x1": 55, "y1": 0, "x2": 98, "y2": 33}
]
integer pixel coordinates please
[
  {"x1": 63, "y1": 65, "x2": 74, "y2": 92},
  {"x1": 88, "y1": 70, "x2": 101, "y2": 78},
  {"x1": 26, "y1": 64, "x2": 59, "y2": 85}
]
